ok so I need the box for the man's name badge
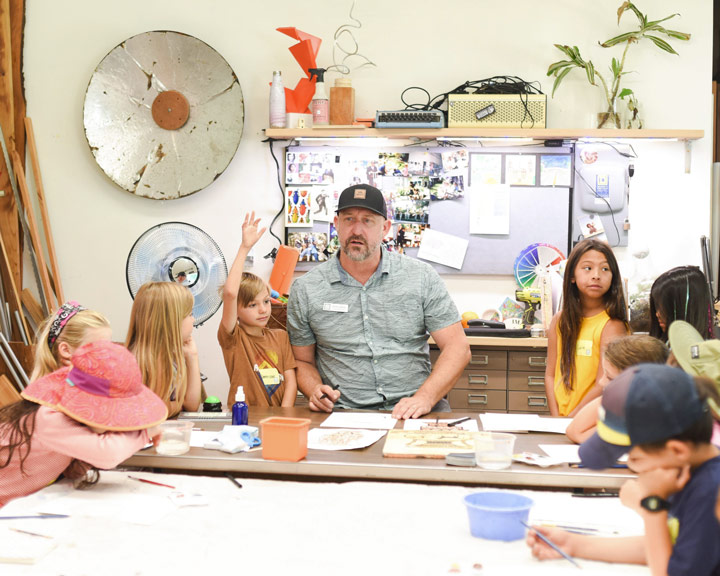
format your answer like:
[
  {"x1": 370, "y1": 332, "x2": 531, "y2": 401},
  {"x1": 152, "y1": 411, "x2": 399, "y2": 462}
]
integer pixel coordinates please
[{"x1": 323, "y1": 303, "x2": 349, "y2": 313}]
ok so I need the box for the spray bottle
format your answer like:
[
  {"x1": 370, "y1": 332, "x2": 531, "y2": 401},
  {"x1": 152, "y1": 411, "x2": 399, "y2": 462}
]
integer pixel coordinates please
[
  {"x1": 232, "y1": 386, "x2": 248, "y2": 426},
  {"x1": 308, "y1": 68, "x2": 328, "y2": 126}
]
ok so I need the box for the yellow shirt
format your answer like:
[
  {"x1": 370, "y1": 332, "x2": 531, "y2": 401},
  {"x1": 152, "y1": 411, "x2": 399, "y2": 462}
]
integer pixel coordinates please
[{"x1": 553, "y1": 310, "x2": 610, "y2": 416}]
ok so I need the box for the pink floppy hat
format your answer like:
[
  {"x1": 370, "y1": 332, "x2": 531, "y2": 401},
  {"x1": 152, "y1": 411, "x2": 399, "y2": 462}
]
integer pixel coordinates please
[{"x1": 22, "y1": 340, "x2": 167, "y2": 431}]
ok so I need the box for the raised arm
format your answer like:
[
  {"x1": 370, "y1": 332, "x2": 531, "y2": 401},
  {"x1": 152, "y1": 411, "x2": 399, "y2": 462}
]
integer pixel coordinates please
[
  {"x1": 220, "y1": 212, "x2": 267, "y2": 334},
  {"x1": 391, "y1": 321, "x2": 470, "y2": 420}
]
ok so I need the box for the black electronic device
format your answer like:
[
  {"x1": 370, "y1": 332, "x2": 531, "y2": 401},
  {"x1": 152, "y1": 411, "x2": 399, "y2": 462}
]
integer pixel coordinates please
[
  {"x1": 375, "y1": 110, "x2": 444, "y2": 129},
  {"x1": 467, "y1": 318, "x2": 506, "y2": 329},
  {"x1": 464, "y1": 327, "x2": 531, "y2": 338}
]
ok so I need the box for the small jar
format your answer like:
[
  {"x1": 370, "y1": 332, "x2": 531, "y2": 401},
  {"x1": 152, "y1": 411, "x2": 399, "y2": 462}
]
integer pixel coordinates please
[
  {"x1": 329, "y1": 78, "x2": 355, "y2": 125},
  {"x1": 530, "y1": 325, "x2": 546, "y2": 338}
]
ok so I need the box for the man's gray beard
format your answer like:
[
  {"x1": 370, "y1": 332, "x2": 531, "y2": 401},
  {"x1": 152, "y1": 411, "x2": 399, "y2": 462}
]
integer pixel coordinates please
[{"x1": 341, "y1": 237, "x2": 379, "y2": 262}]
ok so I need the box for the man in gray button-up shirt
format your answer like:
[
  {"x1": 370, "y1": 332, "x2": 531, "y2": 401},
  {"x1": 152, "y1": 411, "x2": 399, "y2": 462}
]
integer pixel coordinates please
[{"x1": 287, "y1": 185, "x2": 470, "y2": 419}]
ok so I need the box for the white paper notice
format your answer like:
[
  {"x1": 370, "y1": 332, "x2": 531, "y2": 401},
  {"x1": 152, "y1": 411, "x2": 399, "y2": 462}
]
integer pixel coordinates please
[
  {"x1": 468, "y1": 183, "x2": 510, "y2": 235},
  {"x1": 320, "y1": 412, "x2": 397, "y2": 430},
  {"x1": 403, "y1": 418, "x2": 479, "y2": 432},
  {"x1": 416, "y1": 229, "x2": 468, "y2": 269},
  {"x1": 539, "y1": 444, "x2": 581, "y2": 463}
]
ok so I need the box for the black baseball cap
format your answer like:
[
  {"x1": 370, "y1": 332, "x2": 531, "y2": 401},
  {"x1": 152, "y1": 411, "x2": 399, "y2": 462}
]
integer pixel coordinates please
[
  {"x1": 578, "y1": 364, "x2": 705, "y2": 469},
  {"x1": 336, "y1": 185, "x2": 387, "y2": 219}
]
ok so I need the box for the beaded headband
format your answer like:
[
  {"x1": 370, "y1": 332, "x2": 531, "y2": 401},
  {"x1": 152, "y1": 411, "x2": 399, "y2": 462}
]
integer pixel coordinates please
[{"x1": 47, "y1": 301, "x2": 86, "y2": 348}]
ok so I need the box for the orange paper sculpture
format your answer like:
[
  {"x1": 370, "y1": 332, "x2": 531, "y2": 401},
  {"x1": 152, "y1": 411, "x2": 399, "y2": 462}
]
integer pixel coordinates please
[{"x1": 276, "y1": 27, "x2": 322, "y2": 114}]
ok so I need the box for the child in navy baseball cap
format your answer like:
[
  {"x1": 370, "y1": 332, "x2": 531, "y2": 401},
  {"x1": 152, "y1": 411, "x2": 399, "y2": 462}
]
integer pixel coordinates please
[{"x1": 528, "y1": 364, "x2": 720, "y2": 574}]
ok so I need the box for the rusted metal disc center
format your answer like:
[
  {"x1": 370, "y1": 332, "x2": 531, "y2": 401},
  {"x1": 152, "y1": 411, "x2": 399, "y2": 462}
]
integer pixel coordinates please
[{"x1": 152, "y1": 90, "x2": 189, "y2": 130}]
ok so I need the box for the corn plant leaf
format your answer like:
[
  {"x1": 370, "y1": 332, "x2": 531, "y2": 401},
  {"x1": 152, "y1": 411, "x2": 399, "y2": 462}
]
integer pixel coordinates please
[
  {"x1": 618, "y1": 88, "x2": 633, "y2": 99},
  {"x1": 585, "y1": 61, "x2": 596, "y2": 85},
  {"x1": 663, "y1": 29, "x2": 691, "y2": 41},
  {"x1": 547, "y1": 60, "x2": 576, "y2": 76},
  {"x1": 644, "y1": 14, "x2": 679, "y2": 29},
  {"x1": 601, "y1": 31, "x2": 640, "y2": 47},
  {"x1": 618, "y1": 2, "x2": 645, "y2": 26},
  {"x1": 611, "y1": 57, "x2": 621, "y2": 77},
  {"x1": 645, "y1": 35, "x2": 678, "y2": 54},
  {"x1": 551, "y1": 66, "x2": 574, "y2": 98}
]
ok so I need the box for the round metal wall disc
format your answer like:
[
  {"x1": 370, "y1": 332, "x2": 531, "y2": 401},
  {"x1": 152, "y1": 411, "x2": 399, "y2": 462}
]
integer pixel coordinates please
[{"x1": 83, "y1": 30, "x2": 244, "y2": 200}]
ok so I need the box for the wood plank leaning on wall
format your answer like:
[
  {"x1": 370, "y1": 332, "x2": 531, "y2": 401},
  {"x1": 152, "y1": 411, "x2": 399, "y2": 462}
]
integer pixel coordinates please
[{"x1": 0, "y1": 0, "x2": 25, "y2": 344}]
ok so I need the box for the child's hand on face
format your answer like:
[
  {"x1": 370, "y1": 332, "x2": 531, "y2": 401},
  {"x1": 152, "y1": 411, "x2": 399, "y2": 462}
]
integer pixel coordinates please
[
  {"x1": 619, "y1": 478, "x2": 645, "y2": 512},
  {"x1": 637, "y1": 464, "x2": 691, "y2": 500},
  {"x1": 241, "y1": 211, "x2": 268, "y2": 250},
  {"x1": 182, "y1": 333, "x2": 198, "y2": 359}
]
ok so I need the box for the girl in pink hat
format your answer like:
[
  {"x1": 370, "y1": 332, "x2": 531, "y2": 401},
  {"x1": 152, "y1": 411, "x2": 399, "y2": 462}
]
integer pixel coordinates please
[
  {"x1": 0, "y1": 341, "x2": 167, "y2": 507},
  {"x1": 30, "y1": 301, "x2": 112, "y2": 381},
  {"x1": 125, "y1": 282, "x2": 202, "y2": 417}
]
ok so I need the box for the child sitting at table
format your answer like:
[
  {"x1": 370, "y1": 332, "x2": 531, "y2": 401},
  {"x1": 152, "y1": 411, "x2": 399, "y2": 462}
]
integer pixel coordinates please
[
  {"x1": 566, "y1": 334, "x2": 668, "y2": 443},
  {"x1": 30, "y1": 301, "x2": 112, "y2": 381},
  {"x1": 0, "y1": 341, "x2": 167, "y2": 507},
  {"x1": 218, "y1": 212, "x2": 297, "y2": 409},
  {"x1": 528, "y1": 364, "x2": 720, "y2": 575},
  {"x1": 125, "y1": 281, "x2": 202, "y2": 417}
]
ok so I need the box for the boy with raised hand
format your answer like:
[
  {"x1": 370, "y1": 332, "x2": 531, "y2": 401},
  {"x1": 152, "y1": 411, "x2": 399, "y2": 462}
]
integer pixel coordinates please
[{"x1": 527, "y1": 364, "x2": 720, "y2": 575}]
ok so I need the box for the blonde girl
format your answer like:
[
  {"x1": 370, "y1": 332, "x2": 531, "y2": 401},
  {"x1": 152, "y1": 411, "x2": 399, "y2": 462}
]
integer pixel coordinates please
[
  {"x1": 31, "y1": 301, "x2": 112, "y2": 381},
  {"x1": 125, "y1": 282, "x2": 201, "y2": 417},
  {"x1": 566, "y1": 334, "x2": 669, "y2": 443},
  {"x1": 545, "y1": 239, "x2": 628, "y2": 417}
]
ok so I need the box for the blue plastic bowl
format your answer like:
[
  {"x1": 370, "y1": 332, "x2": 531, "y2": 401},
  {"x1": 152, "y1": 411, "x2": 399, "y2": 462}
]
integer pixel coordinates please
[{"x1": 463, "y1": 491, "x2": 534, "y2": 541}]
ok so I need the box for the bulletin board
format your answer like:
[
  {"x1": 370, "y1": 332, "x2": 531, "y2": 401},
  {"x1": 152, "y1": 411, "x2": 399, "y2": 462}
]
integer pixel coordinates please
[{"x1": 284, "y1": 146, "x2": 573, "y2": 275}]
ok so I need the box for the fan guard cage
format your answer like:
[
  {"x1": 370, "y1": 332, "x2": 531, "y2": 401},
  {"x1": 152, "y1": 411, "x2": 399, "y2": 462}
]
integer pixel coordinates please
[{"x1": 126, "y1": 222, "x2": 227, "y2": 326}]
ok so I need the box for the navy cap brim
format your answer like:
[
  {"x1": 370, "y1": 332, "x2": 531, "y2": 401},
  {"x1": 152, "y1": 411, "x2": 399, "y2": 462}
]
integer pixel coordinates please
[{"x1": 578, "y1": 432, "x2": 629, "y2": 470}]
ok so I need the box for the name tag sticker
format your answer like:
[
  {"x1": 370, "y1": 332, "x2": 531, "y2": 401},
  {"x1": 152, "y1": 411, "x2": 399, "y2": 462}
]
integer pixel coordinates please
[
  {"x1": 323, "y1": 303, "x2": 349, "y2": 313},
  {"x1": 576, "y1": 340, "x2": 593, "y2": 357}
]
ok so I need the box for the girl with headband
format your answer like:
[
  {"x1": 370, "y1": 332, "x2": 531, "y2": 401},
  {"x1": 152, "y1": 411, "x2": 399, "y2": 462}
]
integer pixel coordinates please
[
  {"x1": 0, "y1": 341, "x2": 167, "y2": 506},
  {"x1": 30, "y1": 301, "x2": 112, "y2": 381}
]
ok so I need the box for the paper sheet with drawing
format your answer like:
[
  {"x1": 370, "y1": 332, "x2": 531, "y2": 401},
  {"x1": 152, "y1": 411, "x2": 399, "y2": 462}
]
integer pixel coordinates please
[
  {"x1": 308, "y1": 428, "x2": 387, "y2": 451},
  {"x1": 416, "y1": 228, "x2": 468, "y2": 269},
  {"x1": 468, "y1": 183, "x2": 510, "y2": 235}
]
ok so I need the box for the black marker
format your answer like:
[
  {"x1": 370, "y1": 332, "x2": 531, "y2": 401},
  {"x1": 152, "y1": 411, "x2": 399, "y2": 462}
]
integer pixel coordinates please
[
  {"x1": 225, "y1": 472, "x2": 243, "y2": 490},
  {"x1": 319, "y1": 383, "x2": 340, "y2": 400}
]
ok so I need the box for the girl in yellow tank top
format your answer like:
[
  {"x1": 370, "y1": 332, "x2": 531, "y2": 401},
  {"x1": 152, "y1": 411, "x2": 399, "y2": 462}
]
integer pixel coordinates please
[{"x1": 545, "y1": 239, "x2": 628, "y2": 416}]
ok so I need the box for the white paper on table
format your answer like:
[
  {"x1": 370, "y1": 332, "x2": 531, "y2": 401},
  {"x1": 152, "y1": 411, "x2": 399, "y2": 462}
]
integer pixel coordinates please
[
  {"x1": 190, "y1": 430, "x2": 219, "y2": 447},
  {"x1": 468, "y1": 183, "x2": 510, "y2": 235},
  {"x1": 539, "y1": 444, "x2": 581, "y2": 463},
  {"x1": 479, "y1": 413, "x2": 539, "y2": 432},
  {"x1": 403, "y1": 418, "x2": 479, "y2": 432},
  {"x1": 530, "y1": 418, "x2": 573, "y2": 434},
  {"x1": 320, "y1": 412, "x2": 397, "y2": 430},
  {"x1": 416, "y1": 229, "x2": 468, "y2": 270},
  {"x1": 0, "y1": 527, "x2": 58, "y2": 565},
  {"x1": 308, "y1": 428, "x2": 387, "y2": 451}
]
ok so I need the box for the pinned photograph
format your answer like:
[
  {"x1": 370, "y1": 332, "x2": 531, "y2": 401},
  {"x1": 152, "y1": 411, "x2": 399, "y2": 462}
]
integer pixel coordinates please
[
  {"x1": 441, "y1": 149, "x2": 469, "y2": 171},
  {"x1": 578, "y1": 213, "x2": 606, "y2": 240},
  {"x1": 408, "y1": 151, "x2": 442, "y2": 176},
  {"x1": 378, "y1": 152, "x2": 409, "y2": 176},
  {"x1": 430, "y1": 175, "x2": 464, "y2": 201},
  {"x1": 288, "y1": 232, "x2": 329, "y2": 262},
  {"x1": 393, "y1": 182, "x2": 429, "y2": 223}
]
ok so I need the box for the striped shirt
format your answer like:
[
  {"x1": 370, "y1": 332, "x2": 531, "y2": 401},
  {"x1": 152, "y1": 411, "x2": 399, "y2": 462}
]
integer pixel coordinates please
[{"x1": 287, "y1": 248, "x2": 460, "y2": 409}]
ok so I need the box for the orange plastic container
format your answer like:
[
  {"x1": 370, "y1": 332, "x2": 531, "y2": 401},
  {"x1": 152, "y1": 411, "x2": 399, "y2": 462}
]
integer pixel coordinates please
[{"x1": 259, "y1": 417, "x2": 311, "y2": 462}]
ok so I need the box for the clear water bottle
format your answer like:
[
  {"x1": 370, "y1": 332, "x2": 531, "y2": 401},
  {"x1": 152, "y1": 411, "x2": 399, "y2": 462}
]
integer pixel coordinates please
[{"x1": 269, "y1": 71, "x2": 286, "y2": 128}]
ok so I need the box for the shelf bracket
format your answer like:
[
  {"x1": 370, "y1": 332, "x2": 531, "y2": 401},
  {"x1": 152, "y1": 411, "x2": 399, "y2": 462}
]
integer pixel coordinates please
[{"x1": 685, "y1": 140, "x2": 692, "y2": 174}]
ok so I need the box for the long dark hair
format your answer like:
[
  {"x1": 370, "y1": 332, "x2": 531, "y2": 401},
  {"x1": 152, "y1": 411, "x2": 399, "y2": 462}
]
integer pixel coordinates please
[
  {"x1": 0, "y1": 399, "x2": 40, "y2": 473},
  {"x1": 0, "y1": 400, "x2": 98, "y2": 486},
  {"x1": 559, "y1": 239, "x2": 627, "y2": 392},
  {"x1": 649, "y1": 266, "x2": 713, "y2": 342}
]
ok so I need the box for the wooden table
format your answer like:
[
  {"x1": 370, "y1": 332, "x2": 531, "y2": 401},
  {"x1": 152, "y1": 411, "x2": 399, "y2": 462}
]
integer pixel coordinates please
[{"x1": 123, "y1": 407, "x2": 632, "y2": 490}]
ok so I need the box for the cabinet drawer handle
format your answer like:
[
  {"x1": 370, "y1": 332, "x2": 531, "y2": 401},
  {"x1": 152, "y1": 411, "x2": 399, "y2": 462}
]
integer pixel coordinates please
[
  {"x1": 527, "y1": 376, "x2": 545, "y2": 387},
  {"x1": 470, "y1": 354, "x2": 489, "y2": 366},
  {"x1": 528, "y1": 356, "x2": 547, "y2": 367},
  {"x1": 528, "y1": 396, "x2": 548, "y2": 407},
  {"x1": 468, "y1": 394, "x2": 488, "y2": 405},
  {"x1": 468, "y1": 374, "x2": 489, "y2": 385}
]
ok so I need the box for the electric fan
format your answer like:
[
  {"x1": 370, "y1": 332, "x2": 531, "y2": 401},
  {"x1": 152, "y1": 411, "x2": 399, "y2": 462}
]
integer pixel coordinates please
[
  {"x1": 514, "y1": 243, "x2": 566, "y2": 288},
  {"x1": 126, "y1": 222, "x2": 228, "y2": 326}
]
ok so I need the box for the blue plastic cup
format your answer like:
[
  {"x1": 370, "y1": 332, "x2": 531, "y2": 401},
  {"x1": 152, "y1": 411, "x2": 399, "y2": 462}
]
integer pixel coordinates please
[{"x1": 463, "y1": 491, "x2": 534, "y2": 541}]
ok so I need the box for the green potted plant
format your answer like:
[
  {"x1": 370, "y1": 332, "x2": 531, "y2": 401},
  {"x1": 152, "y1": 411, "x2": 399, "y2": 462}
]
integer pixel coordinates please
[{"x1": 547, "y1": 2, "x2": 690, "y2": 129}]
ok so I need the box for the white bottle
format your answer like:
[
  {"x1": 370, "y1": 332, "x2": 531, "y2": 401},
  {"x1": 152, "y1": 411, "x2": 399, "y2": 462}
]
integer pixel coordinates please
[
  {"x1": 309, "y1": 68, "x2": 329, "y2": 126},
  {"x1": 269, "y1": 71, "x2": 286, "y2": 128}
]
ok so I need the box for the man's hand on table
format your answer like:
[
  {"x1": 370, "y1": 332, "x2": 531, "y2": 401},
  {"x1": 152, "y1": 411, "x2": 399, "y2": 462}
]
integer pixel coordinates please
[{"x1": 391, "y1": 395, "x2": 434, "y2": 420}]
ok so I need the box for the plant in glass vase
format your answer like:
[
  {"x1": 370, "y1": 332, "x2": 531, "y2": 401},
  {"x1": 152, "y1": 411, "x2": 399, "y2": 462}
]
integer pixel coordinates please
[{"x1": 546, "y1": 2, "x2": 690, "y2": 129}]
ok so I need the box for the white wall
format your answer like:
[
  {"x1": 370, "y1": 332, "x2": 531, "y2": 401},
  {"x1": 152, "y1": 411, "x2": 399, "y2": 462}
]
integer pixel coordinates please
[{"x1": 23, "y1": 0, "x2": 714, "y2": 403}]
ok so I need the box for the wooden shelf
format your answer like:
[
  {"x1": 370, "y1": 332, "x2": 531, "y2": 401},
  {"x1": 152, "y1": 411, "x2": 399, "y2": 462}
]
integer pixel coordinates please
[{"x1": 265, "y1": 127, "x2": 703, "y2": 141}]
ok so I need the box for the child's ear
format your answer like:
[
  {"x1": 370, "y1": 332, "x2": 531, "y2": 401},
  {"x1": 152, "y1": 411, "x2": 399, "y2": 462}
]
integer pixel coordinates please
[
  {"x1": 56, "y1": 341, "x2": 73, "y2": 365},
  {"x1": 665, "y1": 439, "x2": 692, "y2": 463}
]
